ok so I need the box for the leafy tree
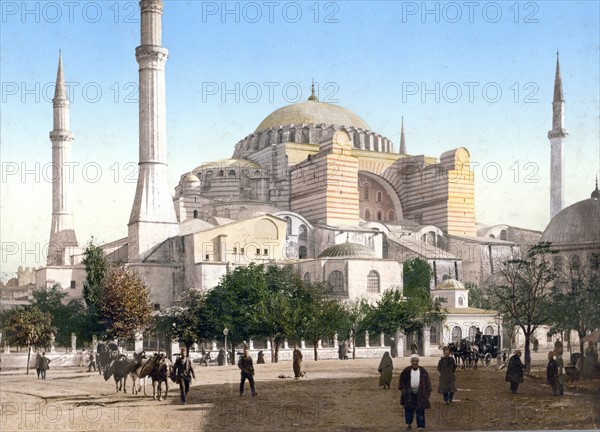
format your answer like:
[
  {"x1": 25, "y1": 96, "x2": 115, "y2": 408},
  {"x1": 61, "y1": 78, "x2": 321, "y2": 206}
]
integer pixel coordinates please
[
  {"x1": 82, "y1": 239, "x2": 111, "y2": 338},
  {"x1": 364, "y1": 289, "x2": 443, "y2": 336},
  {"x1": 488, "y1": 242, "x2": 557, "y2": 369},
  {"x1": 291, "y1": 281, "x2": 345, "y2": 361},
  {"x1": 31, "y1": 284, "x2": 87, "y2": 347},
  {"x1": 254, "y1": 265, "x2": 297, "y2": 362},
  {"x1": 101, "y1": 266, "x2": 152, "y2": 341},
  {"x1": 550, "y1": 252, "x2": 600, "y2": 354},
  {"x1": 153, "y1": 289, "x2": 211, "y2": 355},
  {"x1": 205, "y1": 263, "x2": 267, "y2": 363},
  {"x1": 1, "y1": 306, "x2": 56, "y2": 374},
  {"x1": 465, "y1": 282, "x2": 493, "y2": 310},
  {"x1": 403, "y1": 257, "x2": 433, "y2": 297},
  {"x1": 337, "y1": 299, "x2": 369, "y2": 359}
]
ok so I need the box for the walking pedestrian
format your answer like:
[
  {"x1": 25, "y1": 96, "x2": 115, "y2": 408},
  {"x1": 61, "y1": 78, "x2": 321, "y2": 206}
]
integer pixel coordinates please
[
  {"x1": 398, "y1": 354, "x2": 431, "y2": 432},
  {"x1": 292, "y1": 345, "x2": 303, "y2": 378},
  {"x1": 378, "y1": 351, "x2": 393, "y2": 389},
  {"x1": 173, "y1": 348, "x2": 195, "y2": 404},
  {"x1": 437, "y1": 346, "x2": 457, "y2": 404},
  {"x1": 87, "y1": 352, "x2": 97, "y2": 372},
  {"x1": 554, "y1": 340, "x2": 565, "y2": 395},
  {"x1": 505, "y1": 350, "x2": 525, "y2": 394},
  {"x1": 35, "y1": 351, "x2": 42, "y2": 379},
  {"x1": 39, "y1": 352, "x2": 51, "y2": 380},
  {"x1": 238, "y1": 348, "x2": 256, "y2": 396},
  {"x1": 546, "y1": 351, "x2": 559, "y2": 396}
]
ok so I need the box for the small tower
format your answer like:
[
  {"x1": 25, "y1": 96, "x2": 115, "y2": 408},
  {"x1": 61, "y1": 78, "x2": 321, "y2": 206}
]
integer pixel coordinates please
[
  {"x1": 548, "y1": 52, "x2": 568, "y2": 219},
  {"x1": 128, "y1": 0, "x2": 179, "y2": 261},
  {"x1": 399, "y1": 116, "x2": 407, "y2": 154},
  {"x1": 47, "y1": 52, "x2": 78, "y2": 265}
]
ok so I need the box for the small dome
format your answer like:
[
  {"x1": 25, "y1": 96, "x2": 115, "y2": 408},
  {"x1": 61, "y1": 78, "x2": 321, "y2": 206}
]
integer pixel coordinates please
[
  {"x1": 434, "y1": 278, "x2": 465, "y2": 291},
  {"x1": 183, "y1": 173, "x2": 200, "y2": 183},
  {"x1": 318, "y1": 242, "x2": 376, "y2": 259},
  {"x1": 255, "y1": 100, "x2": 371, "y2": 133},
  {"x1": 541, "y1": 194, "x2": 600, "y2": 244}
]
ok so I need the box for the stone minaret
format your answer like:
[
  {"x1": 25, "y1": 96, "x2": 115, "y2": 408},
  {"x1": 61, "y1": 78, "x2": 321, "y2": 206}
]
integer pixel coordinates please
[
  {"x1": 548, "y1": 52, "x2": 568, "y2": 219},
  {"x1": 399, "y1": 116, "x2": 407, "y2": 154},
  {"x1": 128, "y1": 0, "x2": 178, "y2": 261},
  {"x1": 47, "y1": 52, "x2": 78, "y2": 266}
]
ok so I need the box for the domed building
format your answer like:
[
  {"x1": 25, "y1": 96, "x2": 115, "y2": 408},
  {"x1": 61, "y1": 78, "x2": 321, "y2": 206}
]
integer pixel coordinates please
[{"x1": 541, "y1": 182, "x2": 600, "y2": 273}]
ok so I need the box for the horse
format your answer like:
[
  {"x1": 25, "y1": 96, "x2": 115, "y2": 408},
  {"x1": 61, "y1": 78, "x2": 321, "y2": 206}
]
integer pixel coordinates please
[
  {"x1": 103, "y1": 353, "x2": 130, "y2": 392},
  {"x1": 139, "y1": 353, "x2": 172, "y2": 400},
  {"x1": 128, "y1": 351, "x2": 147, "y2": 395}
]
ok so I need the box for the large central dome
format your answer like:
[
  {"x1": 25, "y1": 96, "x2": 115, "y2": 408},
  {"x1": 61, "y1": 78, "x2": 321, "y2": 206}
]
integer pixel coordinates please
[{"x1": 255, "y1": 99, "x2": 371, "y2": 133}]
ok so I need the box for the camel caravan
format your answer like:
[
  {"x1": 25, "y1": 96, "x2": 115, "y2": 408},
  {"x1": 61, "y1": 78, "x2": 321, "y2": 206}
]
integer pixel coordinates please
[{"x1": 97, "y1": 343, "x2": 173, "y2": 400}]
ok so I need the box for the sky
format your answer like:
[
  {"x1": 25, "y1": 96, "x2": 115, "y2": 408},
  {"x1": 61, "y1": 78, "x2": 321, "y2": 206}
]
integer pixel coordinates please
[{"x1": 1, "y1": 1, "x2": 599, "y2": 277}]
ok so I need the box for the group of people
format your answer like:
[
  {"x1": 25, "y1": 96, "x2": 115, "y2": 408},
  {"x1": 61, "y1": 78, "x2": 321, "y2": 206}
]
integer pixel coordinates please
[
  {"x1": 34, "y1": 351, "x2": 51, "y2": 379},
  {"x1": 376, "y1": 340, "x2": 598, "y2": 432}
]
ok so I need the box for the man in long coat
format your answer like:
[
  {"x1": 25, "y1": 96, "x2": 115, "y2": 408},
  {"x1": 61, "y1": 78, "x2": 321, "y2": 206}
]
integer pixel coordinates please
[
  {"x1": 505, "y1": 350, "x2": 525, "y2": 394},
  {"x1": 173, "y1": 348, "x2": 195, "y2": 404},
  {"x1": 398, "y1": 354, "x2": 431, "y2": 432},
  {"x1": 378, "y1": 351, "x2": 393, "y2": 389},
  {"x1": 437, "y1": 346, "x2": 457, "y2": 404},
  {"x1": 292, "y1": 345, "x2": 303, "y2": 378}
]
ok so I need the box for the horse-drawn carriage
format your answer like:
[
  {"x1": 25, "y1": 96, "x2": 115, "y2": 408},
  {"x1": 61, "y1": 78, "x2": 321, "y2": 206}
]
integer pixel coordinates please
[{"x1": 449, "y1": 336, "x2": 500, "y2": 369}]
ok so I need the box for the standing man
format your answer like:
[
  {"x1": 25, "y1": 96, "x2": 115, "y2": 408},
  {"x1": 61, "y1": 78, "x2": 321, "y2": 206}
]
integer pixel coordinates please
[
  {"x1": 39, "y1": 352, "x2": 51, "y2": 380},
  {"x1": 238, "y1": 348, "x2": 256, "y2": 396},
  {"x1": 87, "y1": 352, "x2": 97, "y2": 372},
  {"x1": 398, "y1": 354, "x2": 431, "y2": 432},
  {"x1": 437, "y1": 346, "x2": 457, "y2": 404},
  {"x1": 173, "y1": 348, "x2": 195, "y2": 404},
  {"x1": 35, "y1": 351, "x2": 43, "y2": 379},
  {"x1": 554, "y1": 340, "x2": 565, "y2": 395},
  {"x1": 505, "y1": 350, "x2": 525, "y2": 394},
  {"x1": 292, "y1": 345, "x2": 303, "y2": 378}
]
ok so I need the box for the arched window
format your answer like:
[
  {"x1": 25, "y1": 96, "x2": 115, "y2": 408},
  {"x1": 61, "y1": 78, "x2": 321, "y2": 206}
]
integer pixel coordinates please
[
  {"x1": 364, "y1": 208, "x2": 371, "y2": 220},
  {"x1": 429, "y1": 326, "x2": 437, "y2": 344},
  {"x1": 553, "y1": 255, "x2": 563, "y2": 271},
  {"x1": 590, "y1": 254, "x2": 600, "y2": 270},
  {"x1": 298, "y1": 224, "x2": 307, "y2": 241},
  {"x1": 223, "y1": 209, "x2": 231, "y2": 218},
  {"x1": 458, "y1": 296, "x2": 464, "y2": 306},
  {"x1": 228, "y1": 170, "x2": 236, "y2": 177},
  {"x1": 218, "y1": 170, "x2": 224, "y2": 177},
  {"x1": 303, "y1": 272, "x2": 311, "y2": 283},
  {"x1": 500, "y1": 229, "x2": 508, "y2": 240},
  {"x1": 489, "y1": 234, "x2": 495, "y2": 239},
  {"x1": 367, "y1": 270, "x2": 380, "y2": 293},
  {"x1": 193, "y1": 210, "x2": 198, "y2": 219},
  {"x1": 376, "y1": 210, "x2": 382, "y2": 221},
  {"x1": 328, "y1": 270, "x2": 345, "y2": 294},
  {"x1": 364, "y1": 186, "x2": 370, "y2": 200},
  {"x1": 387, "y1": 209, "x2": 396, "y2": 222},
  {"x1": 451, "y1": 326, "x2": 462, "y2": 343},
  {"x1": 299, "y1": 246, "x2": 307, "y2": 259},
  {"x1": 484, "y1": 326, "x2": 494, "y2": 335},
  {"x1": 468, "y1": 326, "x2": 478, "y2": 342},
  {"x1": 376, "y1": 191, "x2": 382, "y2": 202}
]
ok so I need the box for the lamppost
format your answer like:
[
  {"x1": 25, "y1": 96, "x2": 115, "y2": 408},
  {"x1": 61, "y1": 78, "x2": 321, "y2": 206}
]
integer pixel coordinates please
[
  {"x1": 494, "y1": 314, "x2": 502, "y2": 367},
  {"x1": 223, "y1": 327, "x2": 229, "y2": 366}
]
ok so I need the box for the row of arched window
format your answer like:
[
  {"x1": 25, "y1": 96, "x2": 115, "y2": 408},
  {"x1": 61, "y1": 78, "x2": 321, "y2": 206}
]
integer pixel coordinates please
[
  {"x1": 363, "y1": 186, "x2": 384, "y2": 203},
  {"x1": 553, "y1": 253, "x2": 599, "y2": 271},
  {"x1": 449, "y1": 325, "x2": 495, "y2": 343},
  {"x1": 284, "y1": 217, "x2": 308, "y2": 241},
  {"x1": 364, "y1": 208, "x2": 396, "y2": 222},
  {"x1": 302, "y1": 270, "x2": 381, "y2": 294}
]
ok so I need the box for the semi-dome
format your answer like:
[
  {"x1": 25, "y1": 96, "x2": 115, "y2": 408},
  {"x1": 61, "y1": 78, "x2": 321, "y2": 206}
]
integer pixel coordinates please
[
  {"x1": 255, "y1": 99, "x2": 371, "y2": 133},
  {"x1": 318, "y1": 242, "x2": 376, "y2": 259},
  {"x1": 541, "y1": 186, "x2": 600, "y2": 244},
  {"x1": 433, "y1": 278, "x2": 465, "y2": 291}
]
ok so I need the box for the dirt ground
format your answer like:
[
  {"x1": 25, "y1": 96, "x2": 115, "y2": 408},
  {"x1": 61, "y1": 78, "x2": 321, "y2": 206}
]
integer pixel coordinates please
[{"x1": 1, "y1": 357, "x2": 598, "y2": 432}]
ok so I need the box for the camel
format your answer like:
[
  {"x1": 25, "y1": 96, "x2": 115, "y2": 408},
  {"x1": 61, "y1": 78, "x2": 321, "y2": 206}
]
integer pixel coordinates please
[
  {"x1": 128, "y1": 351, "x2": 147, "y2": 395},
  {"x1": 103, "y1": 354, "x2": 130, "y2": 392}
]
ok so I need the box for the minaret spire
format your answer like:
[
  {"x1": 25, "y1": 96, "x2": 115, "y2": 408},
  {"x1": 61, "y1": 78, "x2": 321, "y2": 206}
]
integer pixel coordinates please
[
  {"x1": 399, "y1": 116, "x2": 407, "y2": 154},
  {"x1": 48, "y1": 52, "x2": 78, "y2": 265},
  {"x1": 548, "y1": 51, "x2": 568, "y2": 219},
  {"x1": 308, "y1": 78, "x2": 318, "y2": 101},
  {"x1": 128, "y1": 0, "x2": 178, "y2": 261}
]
